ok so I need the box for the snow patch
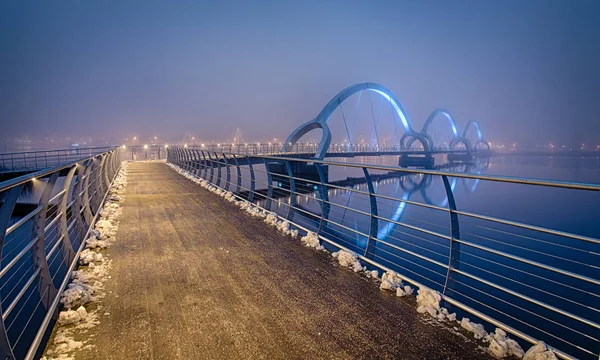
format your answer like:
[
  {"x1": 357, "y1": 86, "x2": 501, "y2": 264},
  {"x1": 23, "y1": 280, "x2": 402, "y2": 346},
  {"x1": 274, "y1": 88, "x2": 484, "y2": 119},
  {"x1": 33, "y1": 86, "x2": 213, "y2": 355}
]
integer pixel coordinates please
[
  {"x1": 333, "y1": 250, "x2": 364, "y2": 272},
  {"x1": 523, "y1": 342, "x2": 558, "y2": 360},
  {"x1": 300, "y1": 231, "x2": 324, "y2": 250},
  {"x1": 380, "y1": 270, "x2": 403, "y2": 291},
  {"x1": 486, "y1": 328, "x2": 524, "y2": 358},
  {"x1": 460, "y1": 317, "x2": 488, "y2": 340}
]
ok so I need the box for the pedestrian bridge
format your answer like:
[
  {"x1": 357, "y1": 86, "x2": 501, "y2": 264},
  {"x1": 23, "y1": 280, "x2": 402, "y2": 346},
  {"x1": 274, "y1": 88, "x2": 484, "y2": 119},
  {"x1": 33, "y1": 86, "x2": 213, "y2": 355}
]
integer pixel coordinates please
[{"x1": 0, "y1": 147, "x2": 598, "y2": 360}]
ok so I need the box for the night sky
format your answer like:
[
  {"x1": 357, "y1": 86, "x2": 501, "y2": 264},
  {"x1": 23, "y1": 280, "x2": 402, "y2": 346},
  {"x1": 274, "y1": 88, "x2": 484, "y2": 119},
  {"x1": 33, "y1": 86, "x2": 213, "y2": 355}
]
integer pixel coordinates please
[{"x1": 1, "y1": 0, "x2": 599, "y2": 148}]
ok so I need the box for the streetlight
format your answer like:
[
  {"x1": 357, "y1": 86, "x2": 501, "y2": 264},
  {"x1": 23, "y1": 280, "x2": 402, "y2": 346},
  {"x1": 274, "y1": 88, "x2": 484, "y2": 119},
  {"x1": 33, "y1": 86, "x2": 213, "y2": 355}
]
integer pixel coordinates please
[
  {"x1": 122, "y1": 145, "x2": 126, "y2": 149},
  {"x1": 165, "y1": 144, "x2": 169, "y2": 148},
  {"x1": 184, "y1": 144, "x2": 188, "y2": 148},
  {"x1": 144, "y1": 144, "x2": 148, "y2": 149}
]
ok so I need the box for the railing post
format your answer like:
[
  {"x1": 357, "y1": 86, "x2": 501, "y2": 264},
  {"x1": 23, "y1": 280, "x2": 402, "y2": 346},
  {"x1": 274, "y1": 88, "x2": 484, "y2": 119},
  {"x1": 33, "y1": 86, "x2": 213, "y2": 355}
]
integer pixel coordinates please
[
  {"x1": 315, "y1": 163, "x2": 329, "y2": 236},
  {"x1": 207, "y1": 152, "x2": 215, "y2": 183},
  {"x1": 232, "y1": 154, "x2": 242, "y2": 194},
  {"x1": 184, "y1": 149, "x2": 192, "y2": 171},
  {"x1": 362, "y1": 167, "x2": 379, "y2": 258},
  {"x1": 215, "y1": 152, "x2": 223, "y2": 187},
  {"x1": 192, "y1": 150, "x2": 200, "y2": 176},
  {"x1": 284, "y1": 160, "x2": 296, "y2": 220},
  {"x1": 33, "y1": 172, "x2": 60, "y2": 310},
  {"x1": 81, "y1": 159, "x2": 94, "y2": 225},
  {"x1": 222, "y1": 153, "x2": 231, "y2": 191},
  {"x1": 0, "y1": 185, "x2": 23, "y2": 360},
  {"x1": 200, "y1": 150, "x2": 208, "y2": 179},
  {"x1": 58, "y1": 166, "x2": 78, "y2": 263},
  {"x1": 263, "y1": 159, "x2": 273, "y2": 210},
  {"x1": 441, "y1": 174, "x2": 461, "y2": 295},
  {"x1": 248, "y1": 157, "x2": 256, "y2": 203}
]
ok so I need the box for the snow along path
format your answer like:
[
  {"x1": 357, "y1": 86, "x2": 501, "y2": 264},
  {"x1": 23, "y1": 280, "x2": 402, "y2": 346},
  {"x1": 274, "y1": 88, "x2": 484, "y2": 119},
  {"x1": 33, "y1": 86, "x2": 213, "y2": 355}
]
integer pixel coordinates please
[{"x1": 58, "y1": 162, "x2": 491, "y2": 360}]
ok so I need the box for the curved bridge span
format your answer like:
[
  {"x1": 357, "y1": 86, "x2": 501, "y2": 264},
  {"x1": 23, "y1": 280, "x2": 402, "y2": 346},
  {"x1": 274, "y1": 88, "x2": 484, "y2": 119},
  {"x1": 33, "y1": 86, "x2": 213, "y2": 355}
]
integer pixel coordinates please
[{"x1": 282, "y1": 83, "x2": 491, "y2": 159}]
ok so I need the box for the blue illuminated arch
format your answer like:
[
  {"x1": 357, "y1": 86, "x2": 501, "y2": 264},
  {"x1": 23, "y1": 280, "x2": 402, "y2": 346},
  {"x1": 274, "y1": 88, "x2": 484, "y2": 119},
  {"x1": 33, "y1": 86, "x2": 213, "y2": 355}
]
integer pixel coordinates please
[
  {"x1": 462, "y1": 121, "x2": 491, "y2": 151},
  {"x1": 282, "y1": 83, "x2": 425, "y2": 160},
  {"x1": 404, "y1": 109, "x2": 472, "y2": 152}
]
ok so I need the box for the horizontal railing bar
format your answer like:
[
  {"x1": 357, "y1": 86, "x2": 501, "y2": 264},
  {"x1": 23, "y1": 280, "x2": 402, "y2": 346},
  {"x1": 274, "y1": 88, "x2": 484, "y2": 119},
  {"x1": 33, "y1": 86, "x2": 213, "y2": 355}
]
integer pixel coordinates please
[
  {"x1": 458, "y1": 257, "x2": 600, "y2": 314},
  {"x1": 455, "y1": 238, "x2": 600, "y2": 286},
  {"x1": 45, "y1": 235, "x2": 64, "y2": 261},
  {"x1": 453, "y1": 267, "x2": 600, "y2": 330},
  {"x1": 466, "y1": 231, "x2": 595, "y2": 268},
  {"x1": 5, "y1": 205, "x2": 43, "y2": 236},
  {"x1": 0, "y1": 146, "x2": 114, "y2": 157},
  {"x1": 373, "y1": 214, "x2": 451, "y2": 241},
  {"x1": 2, "y1": 269, "x2": 41, "y2": 321},
  {"x1": 0, "y1": 237, "x2": 38, "y2": 279},
  {"x1": 48, "y1": 189, "x2": 67, "y2": 204},
  {"x1": 459, "y1": 248, "x2": 600, "y2": 299},
  {"x1": 44, "y1": 212, "x2": 62, "y2": 233},
  {"x1": 455, "y1": 210, "x2": 600, "y2": 245},
  {"x1": 462, "y1": 220, "x2": 599, "y2": 258}
]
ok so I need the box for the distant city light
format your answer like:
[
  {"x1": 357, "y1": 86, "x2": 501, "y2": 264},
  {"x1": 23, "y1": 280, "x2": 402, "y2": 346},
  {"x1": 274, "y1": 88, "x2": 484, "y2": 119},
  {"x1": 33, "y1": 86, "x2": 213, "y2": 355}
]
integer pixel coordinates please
[
  {"x1": 154, "y1": 136, "x2": 157, "y2": 140},
  {"x1": 201, "y1": 144, "x2": 205, "y2": 147},
  {"x1": 184, "y1": 144, "x2": 188, "y2": 148},
  {"x1": 165, "y1": 144, "x2": 169, "y2": 148},
  {"x1": 144, "y1": 144, "x2": 148, "y2": 149},
  {"x1": 122, "y1": 145, "x2": 126, "y2": 149}
]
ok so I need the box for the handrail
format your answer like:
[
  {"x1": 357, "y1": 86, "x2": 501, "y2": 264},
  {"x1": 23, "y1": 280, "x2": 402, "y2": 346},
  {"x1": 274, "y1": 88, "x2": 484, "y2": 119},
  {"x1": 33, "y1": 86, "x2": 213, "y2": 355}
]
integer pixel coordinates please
[
  {"x1": 0, "y1": 146, "x2": 122, "y2": 360},
  {"x1": 168, "y1": 147, "x2": 600, "y2": 360},
  {"x1": 0, "y1": 146, "x2": 115, "y2": 156}
]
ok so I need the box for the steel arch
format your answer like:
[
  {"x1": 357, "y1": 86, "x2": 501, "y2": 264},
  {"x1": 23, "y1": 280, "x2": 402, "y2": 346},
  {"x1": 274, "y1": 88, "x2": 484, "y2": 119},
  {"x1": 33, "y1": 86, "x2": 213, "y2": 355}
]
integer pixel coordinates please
[{"x1": 282, "y1": 83, "x2": 421, "y2": 160}]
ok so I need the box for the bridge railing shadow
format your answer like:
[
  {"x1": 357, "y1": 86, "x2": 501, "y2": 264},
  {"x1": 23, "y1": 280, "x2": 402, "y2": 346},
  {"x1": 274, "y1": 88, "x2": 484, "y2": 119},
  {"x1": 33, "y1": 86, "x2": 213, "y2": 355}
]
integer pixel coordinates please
[
  {"x1": 0, "y1": 147, "x2": 121, "y2": 359},
  {"x1": 169, "y1": 147, "x2": 600, "y2": 360}
]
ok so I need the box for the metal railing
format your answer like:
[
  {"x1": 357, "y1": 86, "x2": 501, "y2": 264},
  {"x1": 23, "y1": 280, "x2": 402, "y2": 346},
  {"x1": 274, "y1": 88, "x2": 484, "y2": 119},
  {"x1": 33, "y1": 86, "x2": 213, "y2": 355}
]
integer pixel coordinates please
[
  {"x1": 186, "y1": 142, "x2": 477, "y2": 155},
  {"x1": 0, "y1": 147, "x2": 121, "y2": 359},
  {"x1": 0, "y1": 147, "x2": 116, "y2": 174},
  {"x1": 168, "y1": 147, "x2": 599, "y2": 360}
]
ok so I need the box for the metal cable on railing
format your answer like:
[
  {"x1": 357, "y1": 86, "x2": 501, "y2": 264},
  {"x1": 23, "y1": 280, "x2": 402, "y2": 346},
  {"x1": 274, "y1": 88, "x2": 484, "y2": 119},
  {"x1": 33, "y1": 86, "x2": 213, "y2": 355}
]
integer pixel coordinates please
[{"x1": 168, "y1": 147, "x2": 600, "y2": 360}]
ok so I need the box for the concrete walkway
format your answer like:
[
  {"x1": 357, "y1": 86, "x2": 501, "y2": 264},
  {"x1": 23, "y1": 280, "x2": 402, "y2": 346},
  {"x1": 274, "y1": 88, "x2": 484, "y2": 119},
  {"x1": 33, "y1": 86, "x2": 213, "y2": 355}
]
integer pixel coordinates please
[{"x1": 77, "y1": 162, "x2": 489, "y2": 359}]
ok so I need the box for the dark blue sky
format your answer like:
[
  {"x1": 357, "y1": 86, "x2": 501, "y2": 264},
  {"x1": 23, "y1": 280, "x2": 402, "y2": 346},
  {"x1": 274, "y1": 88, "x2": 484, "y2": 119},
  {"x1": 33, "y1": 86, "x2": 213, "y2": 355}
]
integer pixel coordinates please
[{"x1": 1, "y1": 0, "x2": 599, "y2": 147}]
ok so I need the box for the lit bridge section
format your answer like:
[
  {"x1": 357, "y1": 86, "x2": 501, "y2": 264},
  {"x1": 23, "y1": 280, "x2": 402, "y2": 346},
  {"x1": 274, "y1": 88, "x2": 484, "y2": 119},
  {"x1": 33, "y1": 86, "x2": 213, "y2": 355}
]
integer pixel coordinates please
[{"x1": 169, "y1": 146, "x2": 600, "y2": 360}]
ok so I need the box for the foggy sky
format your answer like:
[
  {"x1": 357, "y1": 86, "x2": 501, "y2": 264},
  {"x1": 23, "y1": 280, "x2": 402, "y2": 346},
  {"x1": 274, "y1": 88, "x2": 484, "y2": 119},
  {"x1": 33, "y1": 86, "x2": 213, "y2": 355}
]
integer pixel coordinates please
[{"x1": 1, "y1": 0, "x2": 599, "y2": 147}]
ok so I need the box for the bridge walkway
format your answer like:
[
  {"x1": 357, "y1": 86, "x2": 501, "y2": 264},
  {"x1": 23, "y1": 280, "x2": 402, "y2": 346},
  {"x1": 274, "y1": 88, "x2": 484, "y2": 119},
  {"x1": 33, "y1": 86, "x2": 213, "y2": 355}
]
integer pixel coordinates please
[{"x1": 73, "y1": 162, "x2": 489, "y2": 359}]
